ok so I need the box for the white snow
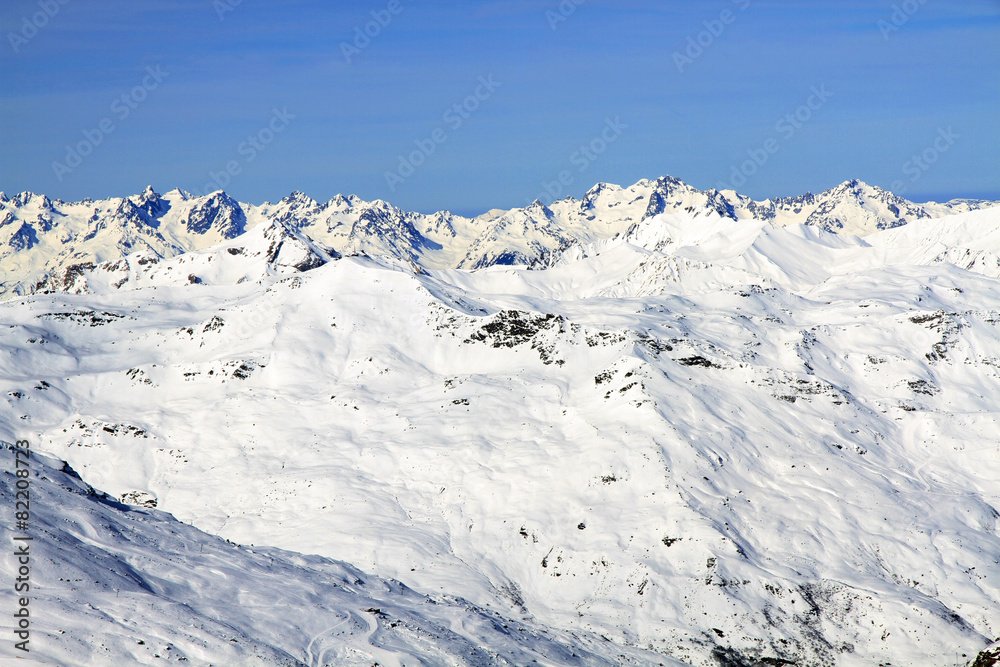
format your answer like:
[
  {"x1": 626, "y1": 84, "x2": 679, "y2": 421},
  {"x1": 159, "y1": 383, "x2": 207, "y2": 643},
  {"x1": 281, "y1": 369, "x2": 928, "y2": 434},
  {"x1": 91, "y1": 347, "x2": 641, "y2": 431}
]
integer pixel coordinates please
[
  {"x1": 1, "y1": 181, "x2": 999, "y2": 666},
  {"x1": 0, "y1": 445, "x2": 675, "y2": 666},
  {"x1": 3, "y1": 177, "x2": 996, "y2": 301}
]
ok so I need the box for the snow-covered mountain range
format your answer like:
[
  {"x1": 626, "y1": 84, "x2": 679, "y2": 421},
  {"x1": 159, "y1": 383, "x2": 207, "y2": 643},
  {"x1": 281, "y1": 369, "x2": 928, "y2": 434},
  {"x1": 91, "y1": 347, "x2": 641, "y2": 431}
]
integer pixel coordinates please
[
  {"x1": 2, "y1": 177, "x2": 1000, "y2": 666},
  {"x1": 2, "y1": 177, "x2": 995, "y2": 300}
]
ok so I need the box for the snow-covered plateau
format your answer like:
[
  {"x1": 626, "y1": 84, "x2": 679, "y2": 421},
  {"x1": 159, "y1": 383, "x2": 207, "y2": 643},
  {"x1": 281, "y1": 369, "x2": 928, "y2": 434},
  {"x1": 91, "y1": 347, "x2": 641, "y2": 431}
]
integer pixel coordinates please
[{"x1": 1, "y1": 177, "x2": 999, "y2": 666}]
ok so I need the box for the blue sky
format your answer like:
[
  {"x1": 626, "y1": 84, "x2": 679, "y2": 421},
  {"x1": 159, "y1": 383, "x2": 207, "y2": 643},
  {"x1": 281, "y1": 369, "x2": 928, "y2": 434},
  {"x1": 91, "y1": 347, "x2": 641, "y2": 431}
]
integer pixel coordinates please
[{"x1": 1, "y1": 0, "x2": 998, "y2": 216}]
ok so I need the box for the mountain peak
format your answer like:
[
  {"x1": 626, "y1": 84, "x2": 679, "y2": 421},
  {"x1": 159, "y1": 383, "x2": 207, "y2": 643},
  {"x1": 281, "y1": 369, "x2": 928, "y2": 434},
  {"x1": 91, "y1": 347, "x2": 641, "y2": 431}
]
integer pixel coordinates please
[
  {"x1": 285, "y1": 190, "x2": 314, "y2": 202},
  {"x1": 831, "y1": 178, "x2": 882, "y2": 196},
  {"x1": 3, "y1": 178, "x2": 998, "y2": 302},
  {"x1": 182, "y1": 190, "x2": 246, "y2": 238}
]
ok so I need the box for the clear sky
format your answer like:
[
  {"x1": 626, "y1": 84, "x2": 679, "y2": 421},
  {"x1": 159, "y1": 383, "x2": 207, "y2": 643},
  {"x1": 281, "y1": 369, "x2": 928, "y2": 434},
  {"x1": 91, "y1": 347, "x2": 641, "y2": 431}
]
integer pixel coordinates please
[{"x1": 1, "y1": 1, "x2": 998, "y2": 216}]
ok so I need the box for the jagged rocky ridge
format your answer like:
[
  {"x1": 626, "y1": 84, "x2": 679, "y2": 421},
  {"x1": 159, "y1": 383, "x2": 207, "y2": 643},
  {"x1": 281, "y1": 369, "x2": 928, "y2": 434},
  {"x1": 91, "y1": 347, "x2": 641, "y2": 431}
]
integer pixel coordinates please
[{"x1": 1, "y1": 177, "x2": 995, "y2": 300}]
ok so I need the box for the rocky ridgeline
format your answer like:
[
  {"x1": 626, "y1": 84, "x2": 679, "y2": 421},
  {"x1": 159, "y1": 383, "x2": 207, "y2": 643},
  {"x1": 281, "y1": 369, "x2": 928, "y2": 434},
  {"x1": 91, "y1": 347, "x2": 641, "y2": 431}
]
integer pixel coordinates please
[{"x1": 2, "y1": 177, "x2": 996, "y2": 300}]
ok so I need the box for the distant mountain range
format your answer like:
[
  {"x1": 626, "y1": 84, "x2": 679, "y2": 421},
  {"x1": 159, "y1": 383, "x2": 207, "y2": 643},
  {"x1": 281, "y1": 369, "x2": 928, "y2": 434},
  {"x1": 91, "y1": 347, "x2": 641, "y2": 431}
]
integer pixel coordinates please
[{"x1": 2, "y1": 177, "x2": 996, "y2": 300}]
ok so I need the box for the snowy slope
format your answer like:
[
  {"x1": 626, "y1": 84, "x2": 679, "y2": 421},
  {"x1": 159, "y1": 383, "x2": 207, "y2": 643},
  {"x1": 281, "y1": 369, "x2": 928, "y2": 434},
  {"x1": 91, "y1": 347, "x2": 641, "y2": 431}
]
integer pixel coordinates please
[
  {"x1": 0, "y1": 443, "x2": 675, "y2": 666},
  {"x1": 2, "y1": 204, "x2": 1000, "y2": 665},
  {"x1": 865, "y1": 209, "x2": 1000, "y2": 279},
  {"x1": 3, "y1": 178, "x2": 996, "y2": 301}
]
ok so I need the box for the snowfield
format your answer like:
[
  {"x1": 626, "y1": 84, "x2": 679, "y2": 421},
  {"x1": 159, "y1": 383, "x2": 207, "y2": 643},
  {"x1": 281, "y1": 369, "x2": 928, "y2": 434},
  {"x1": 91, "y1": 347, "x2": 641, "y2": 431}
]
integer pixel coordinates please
[
  {"x1": 1, "y1": 180, "x2": 999, "y2": 666},
  {"x1": 0, "y1": 445, "x2": 676, "y2": 666}
]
